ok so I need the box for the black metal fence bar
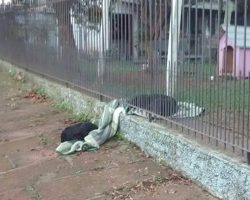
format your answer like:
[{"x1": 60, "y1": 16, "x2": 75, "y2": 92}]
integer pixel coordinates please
[{"x1": 0, "y1": 0, "x2": 249, "y2": 163}]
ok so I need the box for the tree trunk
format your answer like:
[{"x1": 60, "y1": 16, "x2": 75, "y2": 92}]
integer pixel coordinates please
[
  {"x1": 145, "y1": 41, "x2": 154, "y2": 73},
  {"x1": 141, "y1": 0, "x2": 169, "y2": 74},
  {"x1": 53, "y1": 0, "x2": 76, "y2": 52},
  {"x1": 53, "y1": 0, "x2": 77, "y2": 80},
  {"x1": 98, "y1": 0, "x2": 111, "y2": 83}
]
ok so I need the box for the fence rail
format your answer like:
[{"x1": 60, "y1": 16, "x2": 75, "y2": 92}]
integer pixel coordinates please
[{"x1": 0, "y1": 0, "x2": 249, "y2": 164}]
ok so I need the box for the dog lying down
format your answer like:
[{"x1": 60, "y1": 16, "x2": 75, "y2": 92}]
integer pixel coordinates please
[
  {"x1": 61, "y1": 122, "x2": 98, "y2": 142},
  {"x1": 128, "y1": 94, "x2": 178, "y2": 117}
]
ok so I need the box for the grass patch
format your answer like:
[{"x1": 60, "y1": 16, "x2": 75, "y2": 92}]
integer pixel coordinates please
[
  {"x1": 73, "y1": 113, "x2": 92, "y2": 122},
  {"x1": 202, "y1": 63, "x2": 216, "y2": 78},
  {"x1": 55, "y1": 101, "x2": 73, "y2": 112},
  {"x1": 26, "y1": 185, "x2": 42, "y2": 200},
  {"x1": 35, "y1": 87, "x2": 47, "y2": 98},
  {"x1": 176, "y1": 79, "x2": 250, "y2": 112},
  {"x1": 55, "y1": 100, "x2": 94, "y2": 123},
  {"x1": 113, "y1": 131, "x2": 124, "y2": 141},
  {"x1": 8, "y1": 68, "x2": 16, "y2": 77},
  {"x1": 39, "y1": 134, "x2": 48, "y2": 145}
]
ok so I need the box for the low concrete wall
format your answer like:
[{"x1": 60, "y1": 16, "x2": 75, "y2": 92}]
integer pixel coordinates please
[
  {"x1": 120, "y1": 116, "x2": 250, "y2": 200},
  {"x1": 0, "y1": 60, "x2": 106, "y2": 122},
  {"x1": 1, "y1": 59, "x2": 250, "y2": 200}
]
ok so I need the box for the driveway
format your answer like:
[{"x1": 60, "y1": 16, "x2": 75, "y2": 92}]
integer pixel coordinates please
[{"x1": 0, "y1": 71, "x2": 218, "y2": 200}]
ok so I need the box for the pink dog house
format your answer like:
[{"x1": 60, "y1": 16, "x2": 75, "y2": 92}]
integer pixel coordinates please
[{"x1": 219, "y1": 25, "x2": 250, "y2": 78}]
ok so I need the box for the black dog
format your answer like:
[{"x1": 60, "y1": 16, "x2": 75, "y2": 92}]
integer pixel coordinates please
[
  {"x1": 61, "y1": 122, "x2": 98, "y2": 142},
  {"x1": 129, "y1": 94, "x2": 178, "y2": 117}
]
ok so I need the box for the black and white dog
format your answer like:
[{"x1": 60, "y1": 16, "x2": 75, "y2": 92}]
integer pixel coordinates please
[{"x1": 128, "y1": 94, "x2": 178, "y2": 118}]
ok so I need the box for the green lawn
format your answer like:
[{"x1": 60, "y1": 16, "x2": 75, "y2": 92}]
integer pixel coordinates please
[
  {"x1": 176, "y1": 78, "x2": 250, "y2": 112},
  {"x1": 77, "y1": 58, "x2": 250, "y2": 112}
]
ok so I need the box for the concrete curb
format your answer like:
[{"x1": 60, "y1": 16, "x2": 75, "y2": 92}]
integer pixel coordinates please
[{"x1": 1, "y1": 59, "x2": 250, "y2": 200}]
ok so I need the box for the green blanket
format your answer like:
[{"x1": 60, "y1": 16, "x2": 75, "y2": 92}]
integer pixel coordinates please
[{"x1": 56, "y1": 100, "x2": 125, "y2": 155}]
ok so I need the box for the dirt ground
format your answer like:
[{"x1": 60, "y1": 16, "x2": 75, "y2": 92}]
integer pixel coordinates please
[{"x1": 0, "y1": 71, "x2": 218, "y2": 200}]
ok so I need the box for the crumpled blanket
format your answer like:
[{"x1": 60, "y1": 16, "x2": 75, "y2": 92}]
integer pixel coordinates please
[{"x1": 56, "y1": 100, "x2": 125, "y2": 155}]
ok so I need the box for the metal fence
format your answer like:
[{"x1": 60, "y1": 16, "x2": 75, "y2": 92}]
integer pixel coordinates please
[{"x1": 0, "y1": 0, "x2": 249, "y2": 164}]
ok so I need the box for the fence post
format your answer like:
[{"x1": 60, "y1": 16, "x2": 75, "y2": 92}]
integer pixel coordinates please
[{"x1": 166, "y1": 0, "x2": 183, "y2": 96}]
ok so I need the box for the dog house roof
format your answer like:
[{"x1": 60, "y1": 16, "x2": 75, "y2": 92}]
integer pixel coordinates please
[{"x1": 222, "y1": 25, "x2": 250, "y2": 48}]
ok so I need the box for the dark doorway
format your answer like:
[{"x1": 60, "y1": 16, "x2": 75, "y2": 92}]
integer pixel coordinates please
[
  {"x1": 110, "y1": 13, "x2": 133, "y2": 60},
  {"x1": 223, "y1": 46, "x2": 233, "y2": 74}
]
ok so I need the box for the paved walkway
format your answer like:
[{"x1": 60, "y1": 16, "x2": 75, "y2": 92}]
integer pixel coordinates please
[{"x1": 0, "y1": 71, "x2": 218, "y2": 200}]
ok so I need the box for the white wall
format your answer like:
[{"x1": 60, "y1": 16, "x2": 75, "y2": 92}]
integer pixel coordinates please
[{"x1": 71, "y1": 0, "x2": 111, "y2": 54}]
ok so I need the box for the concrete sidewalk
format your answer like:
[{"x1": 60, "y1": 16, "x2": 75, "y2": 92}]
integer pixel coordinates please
[{"x1": 0, "y1": 71, "x2": 218, "y2": 200}]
